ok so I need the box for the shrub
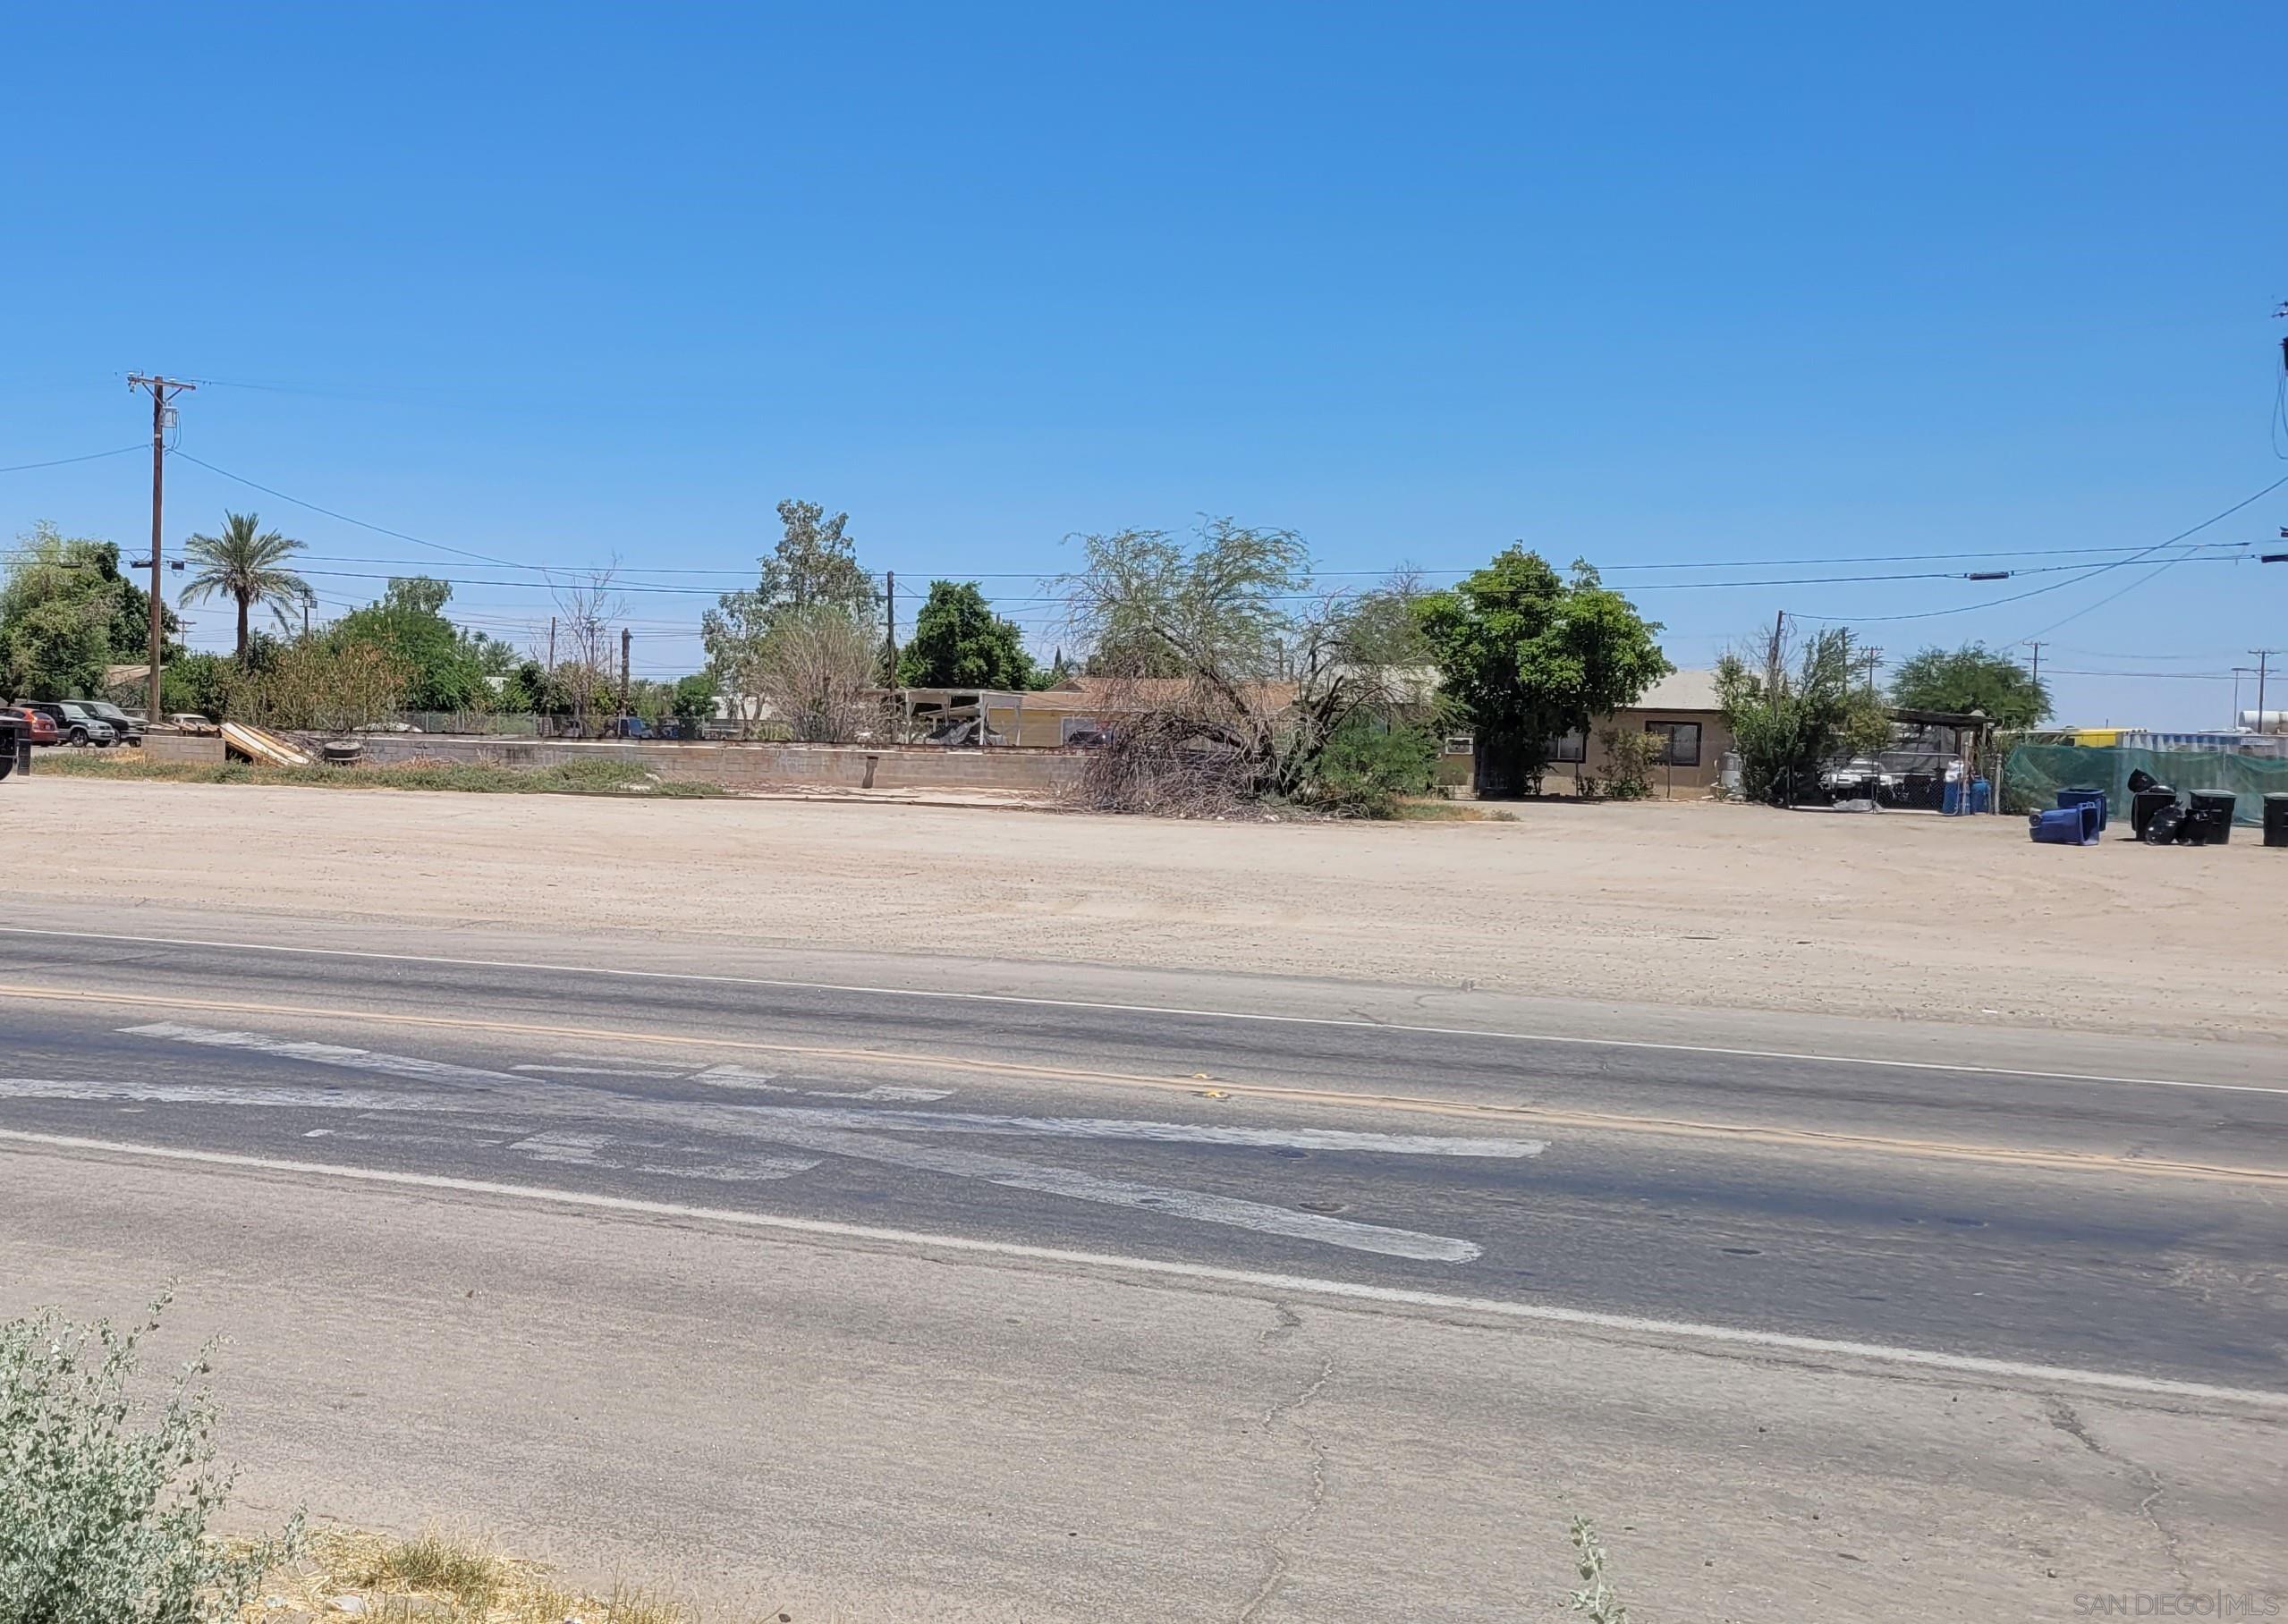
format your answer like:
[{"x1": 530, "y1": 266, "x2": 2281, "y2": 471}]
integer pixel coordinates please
[
  {"x1": 0, "y1": 1295, "x2": 300, "y2": 1624},
  {"x1": 1307, "y1": 716, "x2": 1442, "y2": 817},
  {"x1": 1595, "y1": 727, "x2": 1665, "y2": 800}
]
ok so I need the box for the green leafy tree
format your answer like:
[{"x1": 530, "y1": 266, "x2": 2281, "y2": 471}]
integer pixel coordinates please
[
  {"x1": 160, "y1": 651, "x2": 242, "y2": 720},
  {"x1": 897, "y1": 580, "x2": 1037, "y2": 689},
  {"x1": 702, "y1": 498, "x2": 876, "y2": 734},
  {"x1": 1064, "y1": 520, "x2": 1309, "y2": 681},
  {"x1": 179, "y1": 512, "x2": 312, "y2": 658},
  {"x1": 330, "y1": 577, "x2": 515, "y2": 712},
  {"x1": 671, "y1": 672, "x2": 716, "y2": 732},
  {"x1": 0, "y1": 523, "x2": 182, "y2": 698},
  {"x1": 1059, "y1": 523, "x2": 1440, "y2": 808},
  {"x1": 1716, "y1": 625, "x2": 1893, "y2": 804},
  {"x1": 1888, "y1": 641, "x2": 2049, "y2": 729},
  {"x1": 1411, "y1": 547, "x2": 1672, "y2": 797}
]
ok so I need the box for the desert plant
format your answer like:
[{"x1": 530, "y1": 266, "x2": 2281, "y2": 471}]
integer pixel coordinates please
[
  {"x1": 1716, "y1": 625, "x2": 1891, "y2": 805},
  {"x1": 1563, "y1": 1517, "x2": 1630, "y2": 1623},
  {"x1": 1596, "y1": 726, "x2": 1665, "y2": 800},
  {"x1": 0, "y1": 1295, "x2": 300, "y2": 1624},
  {"x1": 1308, "y1": 715, "x2": 1442, "y2": 816}
]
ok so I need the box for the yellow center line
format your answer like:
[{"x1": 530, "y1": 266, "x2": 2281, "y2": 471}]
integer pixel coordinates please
[{"x1": 4, "y1": 980, "x2": 2279, "y2": 1186}]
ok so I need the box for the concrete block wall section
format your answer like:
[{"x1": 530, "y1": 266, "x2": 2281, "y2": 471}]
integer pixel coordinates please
[{"x1": 144, "y1": 732, "x2": 229, "y2": 766}]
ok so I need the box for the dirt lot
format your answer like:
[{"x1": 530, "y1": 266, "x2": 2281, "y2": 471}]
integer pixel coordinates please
[{"x1": 8, "y1": 776, "x2": 2284, "y2": 1042}]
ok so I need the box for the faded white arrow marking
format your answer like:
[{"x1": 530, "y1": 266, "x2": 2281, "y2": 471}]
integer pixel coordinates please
[
  {"x1": 0, "y1": 1079, "x2": 470, "y2": 1112},
  {"x1": 703, "y1": 1119, "x2": 1483, "y2": 1262},
  {"x1": 110, "y1": 1023, "x2": 1493, "y2": 1260},
  {"x1": 728, "y1": 1105, "x2": 1543, "y2": 1157},
  {"x1": 691, "y1": 1065, "x2": 953, "y2": 1104},
  {"x1": 118, "y1": 1023, "x2": 521, "y2": 1087}
]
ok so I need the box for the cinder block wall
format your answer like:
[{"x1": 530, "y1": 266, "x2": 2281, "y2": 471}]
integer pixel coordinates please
[
  {"x1": 337, "y1": 734, "x2": 1084, "y2": 793},
  {"x1": 143, "y1": 732, "x2": 229, "y2": 766}
]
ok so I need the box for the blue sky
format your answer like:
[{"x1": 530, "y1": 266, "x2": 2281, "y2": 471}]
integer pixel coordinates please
[{"x1": 4, "y1": 3, "x2": 2284, "y2": 723}]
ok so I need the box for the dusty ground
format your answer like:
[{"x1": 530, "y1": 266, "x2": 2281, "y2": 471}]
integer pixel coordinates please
[{"x1": 8, "y1": 775, "x2": 2284, "y2": 1042}]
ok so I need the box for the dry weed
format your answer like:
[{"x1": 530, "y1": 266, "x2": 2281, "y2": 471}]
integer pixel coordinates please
[{"x1": 240, "y1": 1527, "x2": 781, "y2": 1624}]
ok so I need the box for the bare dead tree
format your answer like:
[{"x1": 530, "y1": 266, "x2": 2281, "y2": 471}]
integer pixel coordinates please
[
  {"x1": 748, "y1": 605, "x2": 886, "y2": 743},
  {"x1": 551, "y1": 569, "x2": 624, "y2": 739},
  {"x1": 1056, "y1": 522, "x2": 1441, "y2": 813}
]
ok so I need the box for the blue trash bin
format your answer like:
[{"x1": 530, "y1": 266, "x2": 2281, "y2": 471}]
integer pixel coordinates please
[
  {"x1": 2056, "y1": 789, "x2": 2108, "y2": 833},
  {"x1": 2030, "y1": 808, "x2": 2091, "y2": 845},
  {"x1": 1970, "y1": 777, "x2": 1991, "y2": 814},
  {"x1": 1942, "y1": 779, "x2": 1962, "y2": 816}
]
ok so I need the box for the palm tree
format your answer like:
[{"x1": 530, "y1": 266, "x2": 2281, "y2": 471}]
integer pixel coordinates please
[{"x1": 180, "y1": 512, "x2": 314, "y2": 657}]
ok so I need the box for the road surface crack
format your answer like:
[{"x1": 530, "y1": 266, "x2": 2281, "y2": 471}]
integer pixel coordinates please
[
  {"x1": 2136, "y1": 1469, "x2": 2191, "y2": 1589},
  {"x1": 1236, "y1": 1346, "x2": 1336, "y2": 1624},
  {"x1": 2045, "y1": 1400, "x2": 2189, "y2": 1586}
]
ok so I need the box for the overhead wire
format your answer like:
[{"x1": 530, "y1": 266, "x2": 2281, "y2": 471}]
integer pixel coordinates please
[
  {"x1": 165, "y1": 450, "x2": 547, "y2": 574},
  {"x1": 0, "y1": 444, "x2": 148, "y2": 475},
  {"x1": 1790, "y1": 471, "x2": 2288, "y2": 628}
]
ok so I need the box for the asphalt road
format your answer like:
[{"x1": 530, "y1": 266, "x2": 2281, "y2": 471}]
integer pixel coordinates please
[{"x1": 1, "y1": 908, "x2": 2284, "y2": 1619}]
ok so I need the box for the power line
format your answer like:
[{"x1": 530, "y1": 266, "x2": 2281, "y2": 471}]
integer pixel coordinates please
[
  {"x1": 166, "y1": 450, "x2": 543, "y2": 572},
  {"x1": 1792, "y1": 471, "x2": 2288, "y2": 627},
  {"x1": 0, "y1": 444, "x2": 148, "y2": 475}
]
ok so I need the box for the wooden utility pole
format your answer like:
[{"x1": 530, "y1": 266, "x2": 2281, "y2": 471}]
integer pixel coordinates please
[
  {"x1": 883, "y1": 570, "x2": 898, "y2": 684},
  {"x1": 1764, "y1": 610, "x2": 1785, "y2": 695},
  {"x1": 619, "y1": 626, "x2": 631, "y2": 727},
  {"x1": 2256, "y1": 648, "x2": 2281, "y2": 732},
  {"x1": 126, "y1": 375, "x2": 195, "y2": 723}
]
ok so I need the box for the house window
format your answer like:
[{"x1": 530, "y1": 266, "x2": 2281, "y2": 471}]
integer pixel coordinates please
[
  {"x1": 1547, "y1": 730, "x2": 1586, "y2": 764},
  {"x1": 1644, "y1": 721, "x2": 1702, "y2": 767}
]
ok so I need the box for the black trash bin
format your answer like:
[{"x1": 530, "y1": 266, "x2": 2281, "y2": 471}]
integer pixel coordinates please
[
  {"x1": 2264, "y1": 792, "x2": 2288, "y2": 850},
  {"x1": 2187, "y1": 791, "x2": 2236, "y2": 845},
  {"x1": 0, "y1": 715, "x2": 19, "y2": 781},
  {"x1": 2131, "y1": 786, "x2": 2179, "y2": 840}
]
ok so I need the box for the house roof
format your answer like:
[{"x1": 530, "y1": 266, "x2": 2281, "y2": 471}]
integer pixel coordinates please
[
  {"x1": 1629, "y1": 667, "x2": 1722, "y2": 714},
  {"x1": 1047, "y1": 674, "x2": 1300, "y2": 711}
]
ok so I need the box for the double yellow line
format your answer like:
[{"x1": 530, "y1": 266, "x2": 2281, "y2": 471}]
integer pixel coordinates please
[{"x1": 4, "y1": 979, "x2": 2279, "y2": 1187}]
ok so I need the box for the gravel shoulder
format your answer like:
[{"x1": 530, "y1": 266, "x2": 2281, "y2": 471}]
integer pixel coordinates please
[{"x1": 8, "y1": 775, "x2": 2284, "y2": 1044}]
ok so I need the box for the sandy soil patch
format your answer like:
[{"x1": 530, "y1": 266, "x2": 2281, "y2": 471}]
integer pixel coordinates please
[{"x1": 7, "y1": 776, "x2": 2283, "y2": 1042}]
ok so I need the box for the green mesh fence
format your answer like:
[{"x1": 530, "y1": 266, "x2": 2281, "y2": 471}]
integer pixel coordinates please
[{"x1": 2003, "y1": 745, "x2": 2288, "y2": 827}]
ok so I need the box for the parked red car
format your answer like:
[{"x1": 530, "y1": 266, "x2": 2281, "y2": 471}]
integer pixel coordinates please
[{"x1": 2, "y1": 705, "x2": 60, "y2": 746}]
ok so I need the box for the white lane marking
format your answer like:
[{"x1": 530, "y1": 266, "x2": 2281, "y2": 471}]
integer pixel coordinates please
[
  {"x1": 693, "y1": 1066, "x2": 953, "y2": 1103},
  {"x1": 730, "y1": 1104, "x2": 1544, "y2": 1157},
  {"x1": 17, "y1": 924, "x2": 2276, "y2": 1096},
  {"x1": 501, "y1": 1131, "x2": 818, "y2": 1183},
  {"x1": 513, "y1": 1065, "x2": 691, "y2": 1078},
  {"x1": 703, "y1": 1118, "x2": 1480, "y2": 1262},
  {"x1": 693, "y1": 1064, "x2": 789, "y2": 1092},
  {"x1": 634, "y1": 1155, "x2": 823, "y2": 1182},
  {"x1": 118, "y1": 1022, "x2": 521, "y2": 1087},
  {"x1": 807, "y1": 1086, "x2": 957, "y2": 1103},
  {"x1": 0, "y1": 1078, "x2": 467, "y2": 1112},
  {"x1": 508, "y1": 1130, "x2": 611, "y2": 1164},
  {"x1": 2, "y1": 1128, "x2": 2277, "y2": 1410}
]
